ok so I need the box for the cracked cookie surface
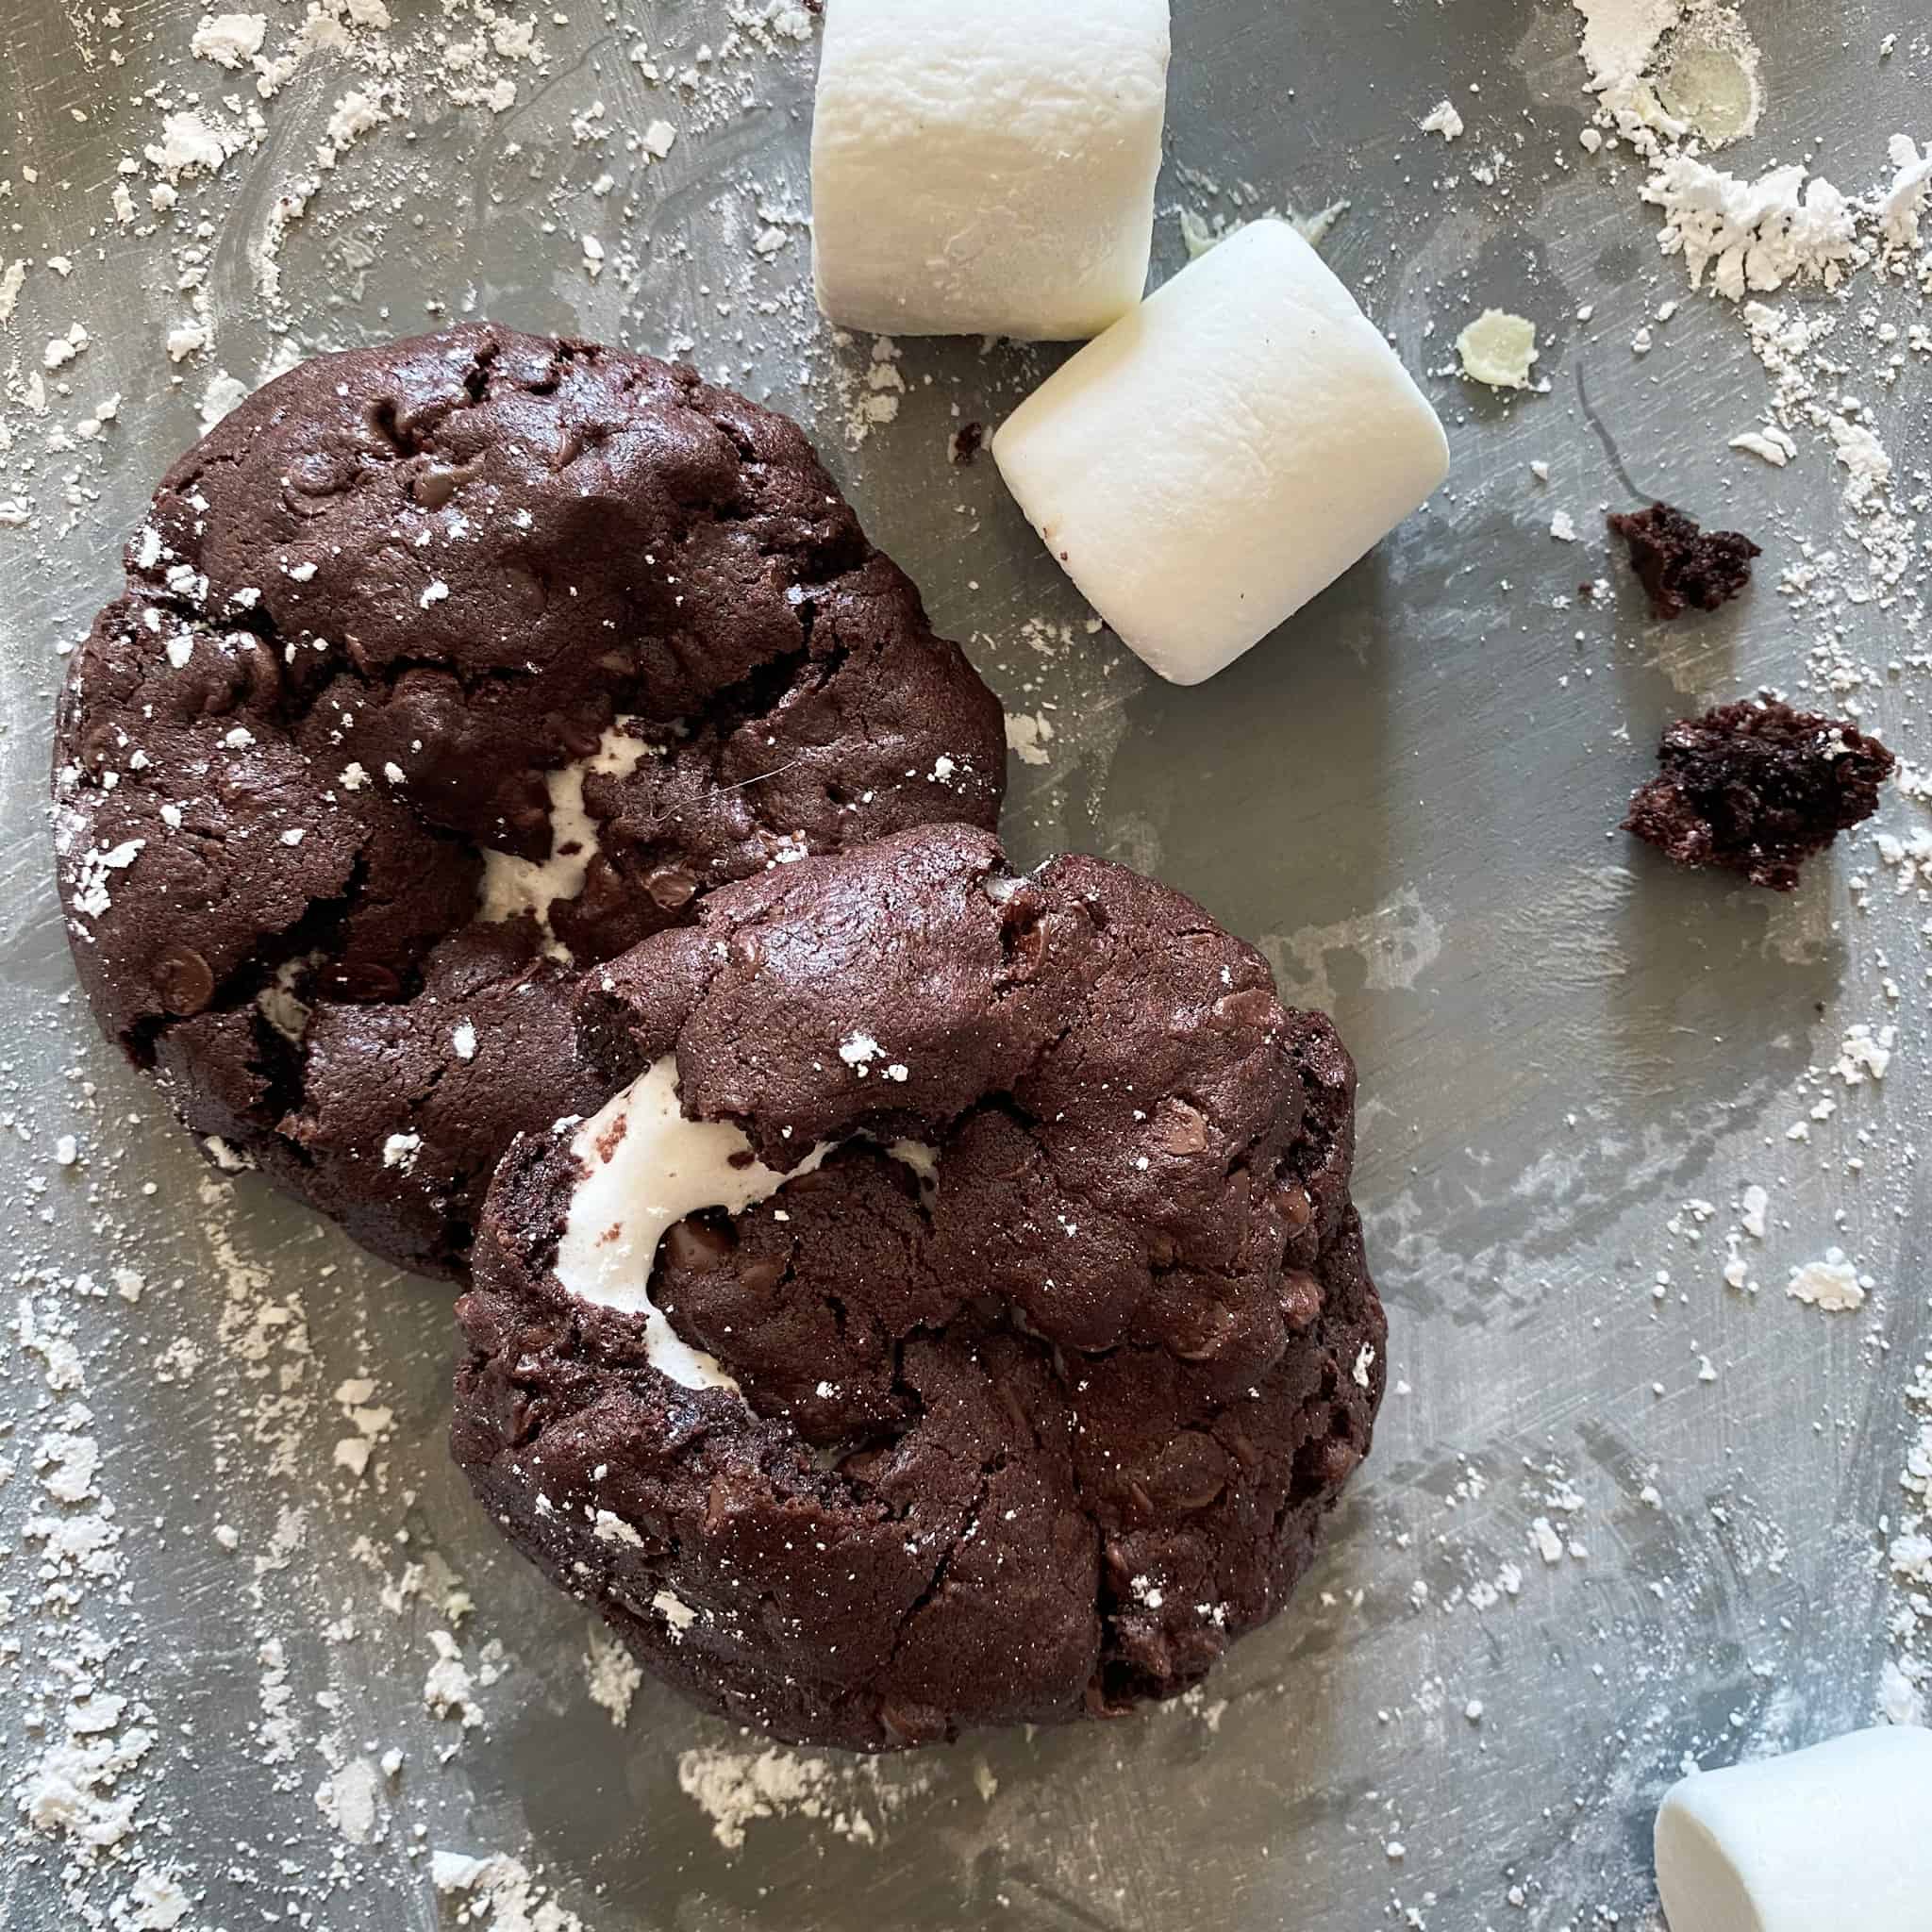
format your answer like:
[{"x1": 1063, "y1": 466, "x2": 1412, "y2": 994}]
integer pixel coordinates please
[
  {"x1": 454, "y1": 824, "x2": 1386, "y2": 1752},
  {"x1": 53, "y1": 325, "x2": 1006, "y2": 1277}
]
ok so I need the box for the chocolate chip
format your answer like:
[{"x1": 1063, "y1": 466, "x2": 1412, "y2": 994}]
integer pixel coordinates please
[
  {"x1": 644, "y1": 866, "x2": 698, "y2": 910},
  {"x1": 1141, "y1": 1430, "x2": 1229, "y2": 1513},
  {"x1": 279, "y1": 447, "x2": 358, "y2": 516},
  {"x1": 1280, "y1": 1271, "x2": 1324, "y2": 1331},
  {"x1": 663, "y1": 1219, "x2": 736, "y2": 1270},
  {"x1": 409, "y1": 458, "x2": 480, "y2": 509},
  {"x1": 1311, "y1": 1434, "x2": 1362, "y2": 1488},
  {"x1": 1170, "y1": 1296, "x2": 1241, "y2": 1361},
  {"x1": 878, "y1": 1701, "x2": 948, "y2": 1745},
  {"x1": 1212, "y1": 986, "x2": 1277, "y2": 1031},
  {"x1": 151, "y1": 945, "x2": 214, "y2": 1017},
  {"x1": 316, "y1": 960, "x2": 403, "y2": 1003},
  {"x1": 1155, "y1": 1098, "x2": 1209, "y2": 1156},
  {"x1": 736, "y1": 1256, "x2": 786, "y2": 1295},
  {"x1": 1276, "y1": 1181, "x2": 1313, "y2": 1232}
]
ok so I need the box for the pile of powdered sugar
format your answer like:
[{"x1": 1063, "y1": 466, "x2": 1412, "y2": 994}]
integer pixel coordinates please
[{"x1": 1572, "y1": 0, "x2": 1927, "y2": 634}]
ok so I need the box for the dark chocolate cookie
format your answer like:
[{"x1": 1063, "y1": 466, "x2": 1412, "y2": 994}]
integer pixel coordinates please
[
  {"x1": 53, "y1": 326, "x2": 1006, "y2": 1277},
  {"x1": 454, "y1": 824, "x2": 1385, "y2": 1752}
]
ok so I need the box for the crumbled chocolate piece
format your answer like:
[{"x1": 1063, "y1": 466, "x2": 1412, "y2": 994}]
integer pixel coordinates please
[
  {"x1": 1607, "y1": 501, "x2": 1761, "y2": 620},
  {"x1": 1624, "y1": 698, "x2": 1896, "y2": 891}
]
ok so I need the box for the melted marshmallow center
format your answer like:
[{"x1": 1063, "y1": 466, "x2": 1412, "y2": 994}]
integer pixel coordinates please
[
  {"x1": 479, "y1": 721, "x2": 658, "y2": 959},
  {"x1": 554, "y1": 1058, "x2": 830, "y2": 1391},
  {"x1": 554, "y1": 1058, "x2": 941, "y2": 1393}
]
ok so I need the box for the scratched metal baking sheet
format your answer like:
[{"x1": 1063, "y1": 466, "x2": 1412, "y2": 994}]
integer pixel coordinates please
[{"x1": 2, "y1": 0, "x2": 1926, "y2": 1926}]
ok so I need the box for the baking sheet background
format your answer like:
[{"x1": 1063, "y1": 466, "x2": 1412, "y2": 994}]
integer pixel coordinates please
[{"x1": 1, "y1": 2, "x2": 1926, "y2": 1926}]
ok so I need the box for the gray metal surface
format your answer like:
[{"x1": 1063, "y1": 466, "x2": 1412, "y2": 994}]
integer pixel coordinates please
[{"x1": 1, "y1": 2, "x2": 1925, "y2": 1927}]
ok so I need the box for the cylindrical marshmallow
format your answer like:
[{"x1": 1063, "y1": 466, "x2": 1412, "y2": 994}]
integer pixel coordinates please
[
  {"x1": 1654, "y1": 1725, "x2": 1932, "y2": 1932},
  {"x1": 809, "y1": 0, "x2": 1170, "y2": 341},
  {"x1": 992, "y1": 220, "x2": 1451, "y2": 685}
]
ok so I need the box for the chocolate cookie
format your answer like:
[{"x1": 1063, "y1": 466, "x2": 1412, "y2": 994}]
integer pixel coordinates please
[
  {"x1": 53, "y1": 326, "x2": 1006, "y2": 1277},
  {"x1": 454, "y1": 824, "x2": 1386, "y2": 1751}
]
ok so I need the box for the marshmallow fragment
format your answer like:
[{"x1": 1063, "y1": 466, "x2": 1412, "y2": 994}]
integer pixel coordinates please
[
  {"x1": 1654, "y1": 1725, "x2": 1932, "y2": 1932},
  {"x1": 810, "y1": 0, "x2": 1170, "y2": 340},
  {"x1": 993, "y1": 221, "x2": 1451, "y2": 685}
]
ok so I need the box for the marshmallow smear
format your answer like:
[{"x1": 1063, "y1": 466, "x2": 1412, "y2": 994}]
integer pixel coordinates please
[
  {"x1": 553, "y1": 1058, "x2": 938, "y2": 1392},
  {"x1": 993, "y1": 220, "x2": 1451, "y2": 686},
  {"x1": 554, "y1": 1058, "x2": 831, "y2": 1391},
  {"x1": 809, "y1": 0, "x2": 1170, "y2": 340},
  {"x1": 1654, "y1": 1725, "x2": 1932, "y2": 1932}
]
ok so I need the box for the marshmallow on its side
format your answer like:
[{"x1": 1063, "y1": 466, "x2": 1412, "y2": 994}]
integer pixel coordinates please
[
  {"x1": 1654, "y1": 1725, "x2": 1932, "y2": 1932},
  {"x1": 810, "y1": 0, "x2": 1170, "y2": 341},
  {"x1": 992, "y1": 221, "x2": 1450, "y2": 685}
]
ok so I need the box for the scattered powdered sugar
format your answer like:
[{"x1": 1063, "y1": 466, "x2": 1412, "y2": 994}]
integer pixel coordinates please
[
  {"x1": 1833, "y1": 1024, "x2": 1895, "y2": 1088},
  {"x1": 1574, "y1": 0, "x2": 1763, "y2": 148},
  {"x1": 1786, "y1": 1251, "x2": 1869, "y2": 1315},
  {"x1": 1570, "y1": 0, "x2": 1929, "y2": 744},
  {"x1": 1005, "y1": 711, "x2": 1056, "y2": 767},
  {"x1": 430, "y1": 1850, "x2": 587, "y2": 1932},
  {"x1": 1642, "y1": 157, "x2": 1861, "y2": 301},
  {"x1": 423, "y1": 1629, "x2": 486, "y2": 1729},
  {"x1": 1877, "y1": 134, "x2": 1932, "y2": 253},
  {"x1": 676, "y1": 1741, "x2": 935, "y2": 1852},
  {"x1": 583, "y1": 1625, "x2": 643, "y2": 1727},
  {"x1": 828, "y1": 333, "x2": 907, "y2": 447},
  {"x1": 0, "y1": 4, "x2": 1924, "y2": 1926},
  {"x1": 191, "y1": 12, "x2": 268, "y2": 70},
  {"x1": 1573, "y1": 0, "x2": 1682, "y2": 122},
  {"x1": 1890, "y1": 1351, "x2": 1932, "y2": 1722},
  {"x1": 314, "y1": 1755, "x2": 383, "y2": 1845}
]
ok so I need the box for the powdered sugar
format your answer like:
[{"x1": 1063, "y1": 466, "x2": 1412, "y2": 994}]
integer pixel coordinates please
[
  {"x1": 430, "y1": 1851, "x2": 586, "y2": 1932},
  {"x1": 676, "y1": 1742, "x2": 934, "y2": 1851},
  {"x1": 1786, "y1": 1251, "x2": 1869, "y2": 1314},
  {"x1": 1643, "y1": 158, "x2": 1859, "y2": 300},
  {"x1": 190, "y1": 13, "x2": 268, "y2": 71}
]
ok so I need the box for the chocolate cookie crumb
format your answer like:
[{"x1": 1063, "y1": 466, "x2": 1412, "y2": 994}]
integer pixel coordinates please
[
  {"x1": 1607, "y1": 501, "x2": 1761, "y2": 619},
  {"x1": 1624, "y1": 698, "x2": 1896, "y2": 891},
  {"x1": 949, "y1": 422, "x2": 985, "y2": 465}
]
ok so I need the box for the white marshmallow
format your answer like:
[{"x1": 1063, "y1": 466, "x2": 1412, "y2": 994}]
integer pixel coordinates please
[
  {"x1": 555, "y1": 1058, "x2": 831, "y2": 1391},
  {"x1": 809, "y1": 0, "x2": 1170, "y2": 341},
  {"x1": 992, "y1": 221, "x2": 1451, "y2": 685},
  {"x1": 1654, "y1": 1725, "x2": 1932, "y2": 1932},
  {"x1": 478, "y1": 722, "x2": 657, "y2": 957},
  {"x1": 554, "y1": 1058, "x2": 939, "y2": 1392}
]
